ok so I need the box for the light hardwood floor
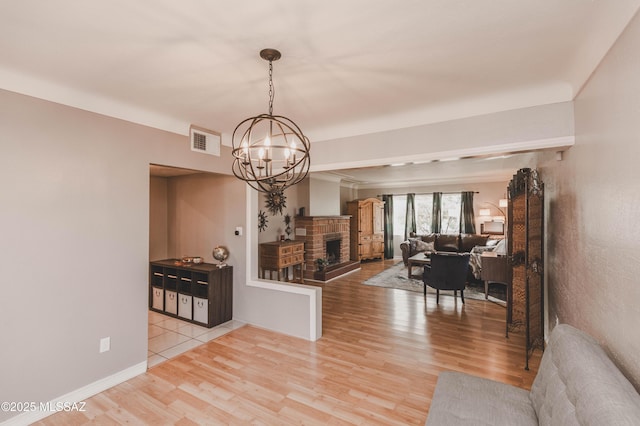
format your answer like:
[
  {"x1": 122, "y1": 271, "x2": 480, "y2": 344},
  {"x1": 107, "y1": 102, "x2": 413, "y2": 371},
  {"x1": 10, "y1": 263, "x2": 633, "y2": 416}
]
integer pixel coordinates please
[{"x1": 36, "y1": 259, "x2": 541, "y2": 425}]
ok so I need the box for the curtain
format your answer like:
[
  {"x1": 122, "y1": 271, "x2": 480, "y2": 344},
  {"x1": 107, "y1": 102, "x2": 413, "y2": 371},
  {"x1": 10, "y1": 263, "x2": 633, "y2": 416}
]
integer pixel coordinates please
[
  {"x1": 382, "y1": 195, "x2": 394, "y2": 259},
  {"x1": 432, "y1": 192, "x2": 442, "y2": 233},
  {"x1": 459, "y1": 191, "x2": 476, "y2": 234},
  {"x1": 404, "y1": 193, "x2": 416, "y2": 240}
]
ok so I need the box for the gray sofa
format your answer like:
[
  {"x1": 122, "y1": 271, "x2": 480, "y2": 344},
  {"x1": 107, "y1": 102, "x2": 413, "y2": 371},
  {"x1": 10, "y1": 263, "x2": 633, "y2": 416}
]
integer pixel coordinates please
[{"x1": 426, "y1": 324, "x2": 640, "y2": 425}]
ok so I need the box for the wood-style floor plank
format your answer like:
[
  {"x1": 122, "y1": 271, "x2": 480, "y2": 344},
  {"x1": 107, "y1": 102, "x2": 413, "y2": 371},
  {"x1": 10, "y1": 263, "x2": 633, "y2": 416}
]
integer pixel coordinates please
[{"x1": 35, "y1": 260, "x2": 541, "y2": 425}]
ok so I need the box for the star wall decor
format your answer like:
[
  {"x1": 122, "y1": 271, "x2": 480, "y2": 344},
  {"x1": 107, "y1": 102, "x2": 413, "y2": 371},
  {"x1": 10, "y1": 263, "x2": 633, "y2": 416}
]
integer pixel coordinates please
[
  {"x1": 265, "y1": 188, "x2": 286, "y2": 215},
  {"x1": 258, "y1": 210, "x2": 268, "y2": 232}
]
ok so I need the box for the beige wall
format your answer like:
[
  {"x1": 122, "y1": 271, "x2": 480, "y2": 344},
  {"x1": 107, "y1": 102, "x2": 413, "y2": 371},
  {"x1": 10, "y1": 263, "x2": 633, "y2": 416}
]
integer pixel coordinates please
[
  {"x1": 0, "y1": 88, "x2": 235, "y2": 423},
  {"x1": 150, "y1": 172, "x2": 245, "y2": 264},
  {"x1": 0, "y1": 88, "x2": 318, "y2": 424},
  {"x1": 257, "y1": 180, "x2": 307, "y2": 245},
  {"x1": 149, "y1": 176, "x2": 169, "y2": 261},
  {"x1": 165, "y1": 173, "x2": 242, "y2": 264},
  {"x1": 308, "y1": 174, "x2": 341, "y2": 216},
  {"x1": 538, "y1": 10, "x2": 640, "y2": 389}
]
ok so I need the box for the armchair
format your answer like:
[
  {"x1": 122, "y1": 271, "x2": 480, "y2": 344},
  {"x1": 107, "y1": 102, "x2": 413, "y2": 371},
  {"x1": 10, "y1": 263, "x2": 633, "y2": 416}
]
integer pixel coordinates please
[{"x1": 423, "y1": 252, "x2": 471, "y2": 303}]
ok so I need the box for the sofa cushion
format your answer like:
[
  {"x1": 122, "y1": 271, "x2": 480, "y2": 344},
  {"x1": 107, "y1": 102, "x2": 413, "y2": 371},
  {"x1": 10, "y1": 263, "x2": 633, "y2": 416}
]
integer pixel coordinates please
[
  {"x1": 426, "y1": 371, "x2": 537, "y2": 426},
  {"x1": 410, "y1": 233, "x2": 437, "y2": 244},
  {"x1": 460, "y1": 233, "x2": 489, "y2": 253},
  {"x1": 415, "y1": 240, "x2": 435, "y2": 253},
  {"x1": 530, "y1": 324, "x2": 640, "y2": 426},
  {"x1": 435, "y1": 234, "x2": 460, "y2": 252}
]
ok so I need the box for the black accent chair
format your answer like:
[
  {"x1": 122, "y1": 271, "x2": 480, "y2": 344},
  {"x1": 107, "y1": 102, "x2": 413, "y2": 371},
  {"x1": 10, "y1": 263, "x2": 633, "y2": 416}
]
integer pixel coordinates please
[{"x1": 423, "y1": 252, "x2": 471, "y2": 303}]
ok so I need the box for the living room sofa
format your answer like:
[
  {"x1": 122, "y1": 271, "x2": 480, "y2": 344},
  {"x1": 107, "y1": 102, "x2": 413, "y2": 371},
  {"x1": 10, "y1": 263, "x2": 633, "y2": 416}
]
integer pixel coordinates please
[
  {"x1": 400, "y1": 233, "x2": 498, "y2": 266},
  {"x1": 426, "y1": 323, "x2": 640, "y2": 425}
]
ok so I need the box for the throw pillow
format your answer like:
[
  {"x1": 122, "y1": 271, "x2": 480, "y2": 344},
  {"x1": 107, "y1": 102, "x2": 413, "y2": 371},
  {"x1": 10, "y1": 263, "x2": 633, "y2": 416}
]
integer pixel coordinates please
[{"x1": 415, "y1": 240, "x2": 435, "y2": 253}]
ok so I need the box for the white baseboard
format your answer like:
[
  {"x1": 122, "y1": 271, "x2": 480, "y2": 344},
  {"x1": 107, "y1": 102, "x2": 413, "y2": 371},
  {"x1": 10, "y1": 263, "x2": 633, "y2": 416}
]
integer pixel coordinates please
[{"x1": 1, "y1": 361, "x2": 147, "y2": 426}]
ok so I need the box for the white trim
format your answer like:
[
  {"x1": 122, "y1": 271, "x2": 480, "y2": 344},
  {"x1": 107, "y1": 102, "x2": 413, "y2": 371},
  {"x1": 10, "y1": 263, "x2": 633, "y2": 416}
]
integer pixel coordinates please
[
  {"x1": 1, "y1": 361, "x2": 147, "y2": 426},
  {"x1": 309, "y1": 172, "x2": 343, "y2": 183}
]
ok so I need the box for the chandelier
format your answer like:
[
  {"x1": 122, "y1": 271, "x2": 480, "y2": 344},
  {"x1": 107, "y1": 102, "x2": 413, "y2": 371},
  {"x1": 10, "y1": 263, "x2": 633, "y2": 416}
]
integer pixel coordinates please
[{"x1": 231, "y1": 49, "x2": 311, "y2": 198}]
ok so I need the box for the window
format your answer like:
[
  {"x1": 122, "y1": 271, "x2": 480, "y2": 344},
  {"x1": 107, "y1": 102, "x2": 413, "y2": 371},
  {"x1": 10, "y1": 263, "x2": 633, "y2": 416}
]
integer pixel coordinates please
[
  {"x1": 441, "y1": 193, "x2": 461, "y2": 234},
  {"x1": 392, "y1": 193, "x2": 462, "y2": 236},
  {"x1": 415, "y1": 194, "x2": 433, "y2": 234},
  {"x1": 393, "y1": 195, "x2": 406, "y2": 236}
]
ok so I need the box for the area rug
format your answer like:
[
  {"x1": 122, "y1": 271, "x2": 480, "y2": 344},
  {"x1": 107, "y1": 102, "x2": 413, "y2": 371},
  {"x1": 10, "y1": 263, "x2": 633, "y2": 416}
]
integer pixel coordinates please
[{"x1": 363, "y1": 262, "x2": 506, "y2": 304}]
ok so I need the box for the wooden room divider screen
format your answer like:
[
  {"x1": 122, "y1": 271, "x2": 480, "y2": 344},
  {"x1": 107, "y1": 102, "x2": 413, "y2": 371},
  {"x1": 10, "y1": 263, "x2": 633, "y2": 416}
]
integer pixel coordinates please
[{"x1": 508, "y1": 168, "x2": 545, "y2": 370}]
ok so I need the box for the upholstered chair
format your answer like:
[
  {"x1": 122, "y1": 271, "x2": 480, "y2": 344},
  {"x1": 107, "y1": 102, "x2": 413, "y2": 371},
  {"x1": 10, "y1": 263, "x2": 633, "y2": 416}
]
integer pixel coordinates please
[{"x1": 422, "y1": 252, "x2": 471, "y2": 303}]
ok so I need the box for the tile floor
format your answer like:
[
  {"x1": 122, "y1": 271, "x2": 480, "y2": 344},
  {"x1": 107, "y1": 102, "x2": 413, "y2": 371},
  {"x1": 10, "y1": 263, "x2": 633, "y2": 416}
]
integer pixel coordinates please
[{"x1": 147, "y1": 310, "x2": 245, "y2": 368}]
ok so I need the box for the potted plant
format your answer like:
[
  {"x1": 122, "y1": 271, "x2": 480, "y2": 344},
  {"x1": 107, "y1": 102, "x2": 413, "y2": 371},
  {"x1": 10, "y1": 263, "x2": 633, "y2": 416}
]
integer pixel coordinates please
[{"x1": 315, "y1": 258, "x2": 329, "y2": 272}]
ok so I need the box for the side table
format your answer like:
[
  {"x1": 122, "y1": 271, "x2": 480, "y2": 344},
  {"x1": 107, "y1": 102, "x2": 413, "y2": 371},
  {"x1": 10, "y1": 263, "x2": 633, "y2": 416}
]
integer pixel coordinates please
[
  {"x1": 259, "y1": 240, "x2": 305, "y2": 283},
  {"x1": 407, "y1": 252, "x2": 431, "y2": 279}
]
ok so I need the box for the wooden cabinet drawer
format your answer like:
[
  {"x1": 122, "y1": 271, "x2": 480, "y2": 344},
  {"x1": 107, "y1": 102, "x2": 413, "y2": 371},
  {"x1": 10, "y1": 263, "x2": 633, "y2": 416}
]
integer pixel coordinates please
[
  {"x1": 280, "y1": 246, "x2": 293, "y2": 256},
  {"x1": 279, "y1": 252, "x2": 305, "y2": 267},
  {"x1": 360, "y1": 235, "x2": 372, "y2": 243}
]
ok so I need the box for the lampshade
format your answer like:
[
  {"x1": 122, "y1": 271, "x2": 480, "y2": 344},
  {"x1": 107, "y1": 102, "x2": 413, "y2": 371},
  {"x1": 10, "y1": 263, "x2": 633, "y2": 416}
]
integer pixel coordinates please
[
  {"x1": 499, "y1": 198, "x2": 508, "y2": 208},
  {"x1": 231, "y1": 49, "x2": 311, "y2": 196}
]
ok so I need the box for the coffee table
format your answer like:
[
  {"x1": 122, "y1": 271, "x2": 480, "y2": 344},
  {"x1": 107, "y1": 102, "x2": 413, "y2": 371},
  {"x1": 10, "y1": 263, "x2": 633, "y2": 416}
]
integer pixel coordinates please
[{"x1": 407, "y1": 252, "x2": 431, "y2": 278}]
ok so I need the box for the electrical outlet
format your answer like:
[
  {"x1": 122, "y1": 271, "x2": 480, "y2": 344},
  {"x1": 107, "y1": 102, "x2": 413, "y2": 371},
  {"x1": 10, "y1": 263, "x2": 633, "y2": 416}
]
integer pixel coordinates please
[{"x1": 99, "y1": 337, "x2": 110, "y2": 353}]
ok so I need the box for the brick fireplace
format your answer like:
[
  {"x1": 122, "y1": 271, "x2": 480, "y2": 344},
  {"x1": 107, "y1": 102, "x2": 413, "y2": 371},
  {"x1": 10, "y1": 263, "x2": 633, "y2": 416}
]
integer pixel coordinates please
[{"x1": 295, "y1": 216, "x2": 358, "y2": 281}]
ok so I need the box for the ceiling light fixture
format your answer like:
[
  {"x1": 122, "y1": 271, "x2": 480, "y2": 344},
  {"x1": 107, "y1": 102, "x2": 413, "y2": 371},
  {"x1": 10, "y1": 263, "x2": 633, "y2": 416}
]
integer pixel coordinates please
[{"x1": 231, "y1": 48, "x2": 311, "y2": 199}]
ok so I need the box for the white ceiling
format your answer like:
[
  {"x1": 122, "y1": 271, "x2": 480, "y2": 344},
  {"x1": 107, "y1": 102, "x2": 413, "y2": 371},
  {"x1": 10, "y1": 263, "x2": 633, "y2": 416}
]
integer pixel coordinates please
[{"x1": 3, "y1": 1, "x2": 639, "y2": 185}]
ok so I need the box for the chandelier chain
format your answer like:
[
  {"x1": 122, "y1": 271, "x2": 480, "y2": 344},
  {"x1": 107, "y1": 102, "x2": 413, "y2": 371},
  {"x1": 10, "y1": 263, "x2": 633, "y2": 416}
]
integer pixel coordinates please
[{"x1": 268, "y1": 60, "x2": 274, "y2": 116}]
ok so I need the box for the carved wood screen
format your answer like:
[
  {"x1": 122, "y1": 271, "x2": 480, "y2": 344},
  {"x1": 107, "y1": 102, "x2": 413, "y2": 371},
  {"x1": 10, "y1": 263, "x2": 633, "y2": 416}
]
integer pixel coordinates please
[{"x1": 508, "y1": 168, "x2": 544, "y2": 370}]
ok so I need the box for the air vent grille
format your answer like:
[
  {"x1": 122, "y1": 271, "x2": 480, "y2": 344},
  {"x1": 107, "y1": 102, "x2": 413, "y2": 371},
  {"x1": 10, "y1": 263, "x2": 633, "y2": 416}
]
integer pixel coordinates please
[
  {"x1": 190, "y1": 126, "x2": 221, "y2": 156},
  {"x1": 193, "y1": 132, "x2": 207, "y2": 151}
]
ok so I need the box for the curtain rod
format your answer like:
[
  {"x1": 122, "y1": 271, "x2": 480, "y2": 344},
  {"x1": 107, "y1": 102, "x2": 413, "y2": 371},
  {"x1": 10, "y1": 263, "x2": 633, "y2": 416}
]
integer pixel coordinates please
[{"x1": 377, "y1": 191, "x2": 479, "y2": 197}]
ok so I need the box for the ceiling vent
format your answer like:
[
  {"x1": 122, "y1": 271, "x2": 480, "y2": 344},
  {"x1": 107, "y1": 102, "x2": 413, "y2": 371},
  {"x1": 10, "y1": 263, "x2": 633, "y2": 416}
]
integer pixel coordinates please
[{"x1": 190, "y1": 126, "x2": 221, "y2": 156}]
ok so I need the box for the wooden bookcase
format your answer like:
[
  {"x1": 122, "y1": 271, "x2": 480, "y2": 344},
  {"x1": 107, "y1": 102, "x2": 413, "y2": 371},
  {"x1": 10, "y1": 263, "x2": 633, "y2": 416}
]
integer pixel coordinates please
[{"x1": 149, "y1": 259, "x2": 232, "y2": 328}]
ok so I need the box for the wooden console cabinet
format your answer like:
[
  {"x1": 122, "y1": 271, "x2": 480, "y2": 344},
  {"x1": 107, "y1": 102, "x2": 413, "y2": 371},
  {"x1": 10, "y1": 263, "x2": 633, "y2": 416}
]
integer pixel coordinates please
[
  {"x1": 259, "y1": 240, "x2": 305, "y2": 282},
  {"x1": 149, "y1": 259, "x2": 232, "y2": 328},
  {"x1": 347, "y1": 198, "x2": 385, "y2": 261}
]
